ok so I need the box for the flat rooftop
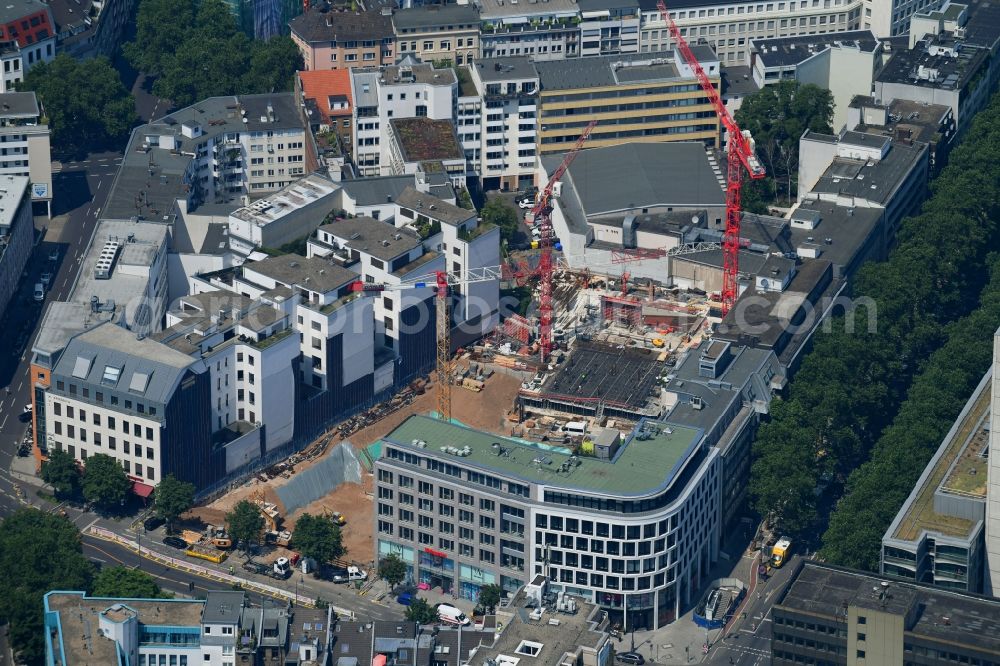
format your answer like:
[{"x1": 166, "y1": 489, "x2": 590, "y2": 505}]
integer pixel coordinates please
[
  {"x1": 877, "y1": 34, "x2": 989, "y2": 91},
  {"x1": 471, "y1": 57, "x2": 540, "y2": 83},
  {"x1": 858, "y1": 98, "x2": 953, "y2": 147},
  {"x1": 229, "y1": 174, "x2": 340, "y2": 226},
  {"x1": 0, "y1": 91, "x2": 40, "y2": 118},
  {"x1": 319, "y1": 216, "x2": 422, "y2": 261},
  {"x1": 381, "y1": 414, "x2": 702, "y2": 497},
  {"x1": 472, "y1": 584, "x2": 608, "y2": 666},
  {"x1": 809, "y1": 138, "x2": 927, "y2": 206},
  {"x1": 395, "y1": 186, "x2": 475, "y2": 227},
  {"x1": 45, "y1": 592, "x2": 205, "y2": 666},
  {"x1": 0, "y1": 175, "x2": 28, "y2": 229},
  {"x1": 787, "y1": 199, "x2": 885, "y2": 274},
  {"x1": 751, "y1": 30, "x2": 879, "y2": 68},
  {"x1": 541, "y1": 340, "x2": 664, "y2": 410},
  {"x1": 390, "y1": 118, "x2": 464, "y2": 163},
  {"x1": 777, "y1": 561, "x2": 1000, "y2": 654},
  {"x1": 536, "y1": 51, "x2": 716, "y2": 91},
  {"x1": 380, "y1": 62, "x2": 457, "y2": 87},
  {"x1": 33, "y1": 219, "x2": 169, "y2": 358},
  {"x1": 244, "y1": 254, "x2": 357, "y2": 294},
  {"x1": 477, "y1": 0, "x2": 579, "y2": 20},
  {"x1": 889, "y1": 370, "x2": 990, "y2": 542}
]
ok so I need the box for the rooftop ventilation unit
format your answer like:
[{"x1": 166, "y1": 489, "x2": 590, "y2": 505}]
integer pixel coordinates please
[{"x1": 94, "y1": 239, "x2": 122, "y2": 280}]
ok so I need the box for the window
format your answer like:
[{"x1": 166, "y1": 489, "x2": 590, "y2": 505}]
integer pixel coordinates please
[
  {"x1": 858, "y1": 632, "x2": 866, "y2": 641},
  {"x1": 858, "y1": 616, "x2": 867, "y2": 624},
  {"x1": 857, "y1": 650, "x2": 866, "y2": 658}
]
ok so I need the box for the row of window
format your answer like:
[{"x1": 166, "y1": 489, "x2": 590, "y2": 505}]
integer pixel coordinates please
[
  {"x1": 51, "y1": 404, "x2": 156, "y2": 438},
  {"x1": 54, "y1": 443, "x2": 157, "y2": 481}
]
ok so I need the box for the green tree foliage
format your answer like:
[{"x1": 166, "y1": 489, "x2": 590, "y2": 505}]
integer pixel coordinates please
[
  {"x1": 82, "y1": 454, "x2": 132, "y2": 511},
  {"x1": 127, "y1": 0, "x2": 303, "y2": 107},
  {"x1": 378, "y1": 554, "x2": 408, "y2": 589},
  {"x1": 749, "y1": 86, "x2": 1000, "y2": 541},
  {"x1": 124, "y1": 0, "x2": 195, "y2": 75},
  {"x1": 292, "y1": 514, "x2": 345, "y2": 564},
  {"x1": 20, "y1": 55, "x2": 137, "y2": 157},
  {"x1": 477, "y1": 583, "x2": 502, "y2": 612},
  {"x1": 92, "y1": 566, "x2": 171, "y2": 599},
  {"x1": 734, "y1": 81, "x2": 834, "y2": 202},
  {"x1": 42, "y1": 448, "x2": 81, "y2": 498},
  {"x1": 821, "y1": 257, "x2": 1000, "y2": 570},
  {"x1": 0, "y1": 509, "x2": 93, "y2": 664},
  {"x1": 226, "y1": 500, "x2": 265, "y2": 551},
  {"x1": 480, "y1": 198, "x2": 520, "y2": 245},
  {"x1": 405, "y1": 597, "x2": 439, "y2": 624},
  {"x1": 153, "y1": 474, "x2": 195, "y2": 532}
]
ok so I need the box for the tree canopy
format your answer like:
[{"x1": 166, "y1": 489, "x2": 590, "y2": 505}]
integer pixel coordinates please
[
  {"x1": 0, "y1": 509, "x2": 94, "y2": 664},
  {"x1": 291, "y1": 514, "x2": 345, "y2": 564},
  {"x1": 226, "y1": 500, "x2": 265, "y2": 550},
  {"x1": 20, "y1": 55, "x2": 137, "y2": 157},
  {"x1": 405, "y1": 597, "x2": 438, "y2": 624},
  {"x1": 477, "y1": 584, "x2": 502, "y2": 613},
  {"x1": 82, "y1": 454, "x2": 132, "y2": 511},
  {"x1": 734, "y1": 81, "x2": 834, "y2": 203},
  {"x1": 378, "y1": 554, "x2": 407, "y2": 589},
  {"x1": 92, "y1": 566, "x2": 171, "y2": 599},
  {"x1": 42, "y1": 448, "x2": 81, "y2": 499},
  {"x1": 153, "y1": 474, "x2": 195, "y2": 532},
  {"x1": 480, "y1": 198, "x2": 520, "y2": 246},
  {"x1": 749, "y1": 84, "x2": 1000, "y2": 550},
  {"x1": 126, "y1": 0, "x2": 303, "y2": 107}
]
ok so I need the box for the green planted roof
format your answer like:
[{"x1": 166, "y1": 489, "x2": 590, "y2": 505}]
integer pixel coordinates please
[{"x1": 380, "y1": 415, "x2": 702, "y2": 497}]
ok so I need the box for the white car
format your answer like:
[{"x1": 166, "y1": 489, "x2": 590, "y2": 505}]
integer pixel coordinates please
[
  {"x1": 40, "y1": 272, "x2": 52, "y2": 287},
  {"x1": 517, "y1": 197, "x2": 534, "y2": 210}
]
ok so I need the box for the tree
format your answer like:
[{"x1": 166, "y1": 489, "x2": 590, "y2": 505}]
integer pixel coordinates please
[
  {"x1": 480, "y1": 198, "x2": 520, "y2": 245},
  {"x1": 292, "y1": 514, "x2": 345, "y2": 564},
  {"x1": 42, "y1": 448, "x2": 81, "y2": 498},
  {"x1": 226, "y1": 500, "x2": 265, "y2": 551},
  {"x1": 734, "y1": 81, "x2": 834, "y2": 202},
  {"x1": 0, "y1": 509, "x2": 93, "y2": 664},
  {"x1": 82, "y1": 454, "x2": 132, "y2": 512},
  {"x1": 477, "y1": 584, "x2": 502, "y2": 613},
  {"x1": 124, "y1": 0, "x2": 196, "y2": 76},
  {"x1": 242, "y1": 37, "x2": 304, "y2": 95},
  {"x1": 378, "y1": 554, "x2": 407, "y2": 590},
  {"x1": 405, "y1": 597, "x2": 438, "y2": 624},
  {"x1": 20, "y1": 55, "x2": 137, "y2": 157},
  {"x1": 153, "y1": 474, "x2": 195, "y2": 533},
  {"x1": 92, "y1": 567, "x2": 171, "y2": 599}
]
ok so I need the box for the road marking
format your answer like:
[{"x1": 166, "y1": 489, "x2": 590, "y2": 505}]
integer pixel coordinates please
[
  {"x1": 15, "y1": 380, "x2": 22, "y2": 392},
  {"x1": 0, "y1": 415, "x2": 7, "y2": 430},
  {"x1": 96, "y1": 181, "x2": 102, "y2": 191},
  {"x1": 62, "y1": 276, "x2": 69, "y2": 288}
]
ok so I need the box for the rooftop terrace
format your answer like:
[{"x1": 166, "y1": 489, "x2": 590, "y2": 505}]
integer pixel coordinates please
[{"x1": 381, "y1": 414, "x2": 702, "y2": 497}]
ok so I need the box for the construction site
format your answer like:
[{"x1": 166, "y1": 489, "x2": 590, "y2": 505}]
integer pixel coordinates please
[{"x1": 183, "y1": 8, "x2": 770, "y2": 582}]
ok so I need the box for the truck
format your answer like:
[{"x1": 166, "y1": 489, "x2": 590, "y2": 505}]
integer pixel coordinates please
[
  {"x1": 185, "y1": 542, "x2": 228, "y2": 564},
  {"x1": 318, "y1": 564, "x2": 368, "y2": 584},
  {"x1": 242, "y1": 557, "x2": 292, "y2": 580},
  {"x1": 771, "y1": 537, "x2": 792, "y2": 569}
]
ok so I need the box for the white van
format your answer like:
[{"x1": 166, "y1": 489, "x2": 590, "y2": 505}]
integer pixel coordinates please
[
  {"x1": 561, "y1": 421, "x2": 587, "y2": 436},
  {"x1": 436, "y1": 603, "x2": 471, "y2": 626}
]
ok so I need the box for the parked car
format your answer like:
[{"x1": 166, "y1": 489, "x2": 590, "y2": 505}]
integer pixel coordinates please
[
  {"x1": 40, "y1": 272, "x2": 52, "y2": 287},
  {"x1": 435, "y1": 603, "x2": 471, "y2": 626},
  {"x1": 517, "y1": 196, "x2": 535, "y2": 210},
  {"x1": 33, "y1": 283, "x2": 44, "y2": 302},
  {"x1": 615, "y1": 653, "x2": 645, "y2": 665},
  {"x1": 396, "y1": 592, "x2": 414, "y2": 606},
  {"x1": 48, "y1": 249, "x2": 59, "y2": 262},
  {"x1": 163, "y1": 536, "x2": 187, "y2": 549},
  {"x1": 19, "y1": 404, "x2": 32, "y2": 423},
  {"x1": 143, "y1": 516, "x2": 165, "y2": 532}
]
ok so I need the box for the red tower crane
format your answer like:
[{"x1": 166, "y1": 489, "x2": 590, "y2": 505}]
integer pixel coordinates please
[
  {"x1": 531, "y1": 119, "x2": 598, "y2": 362},
  {"x1": 657, "y1": 0, "x2": 766, "y2": 314}
]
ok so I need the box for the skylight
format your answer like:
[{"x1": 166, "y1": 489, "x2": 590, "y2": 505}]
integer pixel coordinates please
[
  {"x1": 72, "y1": 355, "x2": 94, "y2": 380},
  {"x1": 129, "y1": 371, "x2": 151, "y2": 394},
  {"x1": 102, "y1": 365, "x2": 122, "y2": 386}
]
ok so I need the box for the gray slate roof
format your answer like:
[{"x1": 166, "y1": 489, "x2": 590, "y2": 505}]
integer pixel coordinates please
[
  {"x1": 0, "y1": 91, "x2": 39, "y2": 117},
  {"x1": 340, "y1": 175, "x2": 415, "y2": 206},
  {"x1": 202, "y1": 591, "x2": 246, "y2": 625},
  {"x1": 319, "y1": 216, "x2": 422, "y2": 261},
  {"x1": 552, "y1": 142, "x2": 725, "y2": 216},
  {"x1": 395, "y1": 186, "x2": 476, "y2": 226},
  {"x1": 52, "y1": 322, "x2": 196, "y2": 410},
  {"x1": 392, "y1": 4, "x2": 479, "y2": 30}
]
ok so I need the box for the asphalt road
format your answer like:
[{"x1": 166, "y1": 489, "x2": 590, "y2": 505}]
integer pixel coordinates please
[{"x1": 705, "y1": 556, "x2": 801, "y2": 665}]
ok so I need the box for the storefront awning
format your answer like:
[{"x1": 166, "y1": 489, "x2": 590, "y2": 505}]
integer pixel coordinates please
[{"x1": 132, "y1": 481, "x2": 155, "y2": 498}]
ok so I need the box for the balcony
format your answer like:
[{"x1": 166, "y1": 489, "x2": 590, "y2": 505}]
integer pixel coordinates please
[{"x1": 481, "y1": 17, "x2": 579, "y2": 34}]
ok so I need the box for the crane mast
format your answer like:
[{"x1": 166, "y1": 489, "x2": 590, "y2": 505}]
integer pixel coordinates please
[
  {"x1": 656, "y1": 0, "x2": 765, "y2": 314},
  {"x1": 531, "y1": 119, "x2": 598, "y2": 362}
]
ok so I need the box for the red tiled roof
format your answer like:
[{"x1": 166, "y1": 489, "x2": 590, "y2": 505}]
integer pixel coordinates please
[{"x1": 298, "y1": 70, "x2": 353, "y2": 125}]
